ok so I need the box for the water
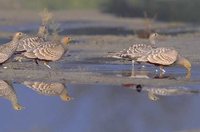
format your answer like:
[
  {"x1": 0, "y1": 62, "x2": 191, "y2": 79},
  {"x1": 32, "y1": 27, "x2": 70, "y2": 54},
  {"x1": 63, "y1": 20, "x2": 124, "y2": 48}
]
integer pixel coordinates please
[
  {"x1": 1, "y1": 61, "x2": 200, "y2": 132},
  {"x1": 1, "y1": 80, "x2": 200, "y2": 132}
]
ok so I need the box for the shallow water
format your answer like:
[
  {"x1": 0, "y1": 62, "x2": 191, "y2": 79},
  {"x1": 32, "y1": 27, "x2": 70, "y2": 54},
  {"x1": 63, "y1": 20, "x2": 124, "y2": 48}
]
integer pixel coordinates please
[
  {"x1": 1, "y1": 61, "x2": 200, "y2": 132},
  {"x1": 1, "y1": 80, "x2": 200, "y2": 132}
]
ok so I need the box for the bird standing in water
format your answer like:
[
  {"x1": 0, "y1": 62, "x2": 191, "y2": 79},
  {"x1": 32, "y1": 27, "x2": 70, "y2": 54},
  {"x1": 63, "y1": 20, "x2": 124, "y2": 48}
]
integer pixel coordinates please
[
  {"x1": 108, "y1": 33, "x2": 159, "y2": 77},
  {"x1": 137, "y1": 47, "x2": 191, "y2": 79}
]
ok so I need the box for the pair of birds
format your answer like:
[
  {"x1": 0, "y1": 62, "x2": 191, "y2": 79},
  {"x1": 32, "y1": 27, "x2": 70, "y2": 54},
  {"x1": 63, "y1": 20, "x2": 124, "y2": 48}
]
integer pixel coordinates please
[
  {"x1": 110, "y1": 33, "x2": 191, "y2": 78},
  {"x1": 0, "y1": 80, "x2": 71, "y2": 111},
  {"x1": 0, "y1": 25, "x2": 71, "y2": 68}
]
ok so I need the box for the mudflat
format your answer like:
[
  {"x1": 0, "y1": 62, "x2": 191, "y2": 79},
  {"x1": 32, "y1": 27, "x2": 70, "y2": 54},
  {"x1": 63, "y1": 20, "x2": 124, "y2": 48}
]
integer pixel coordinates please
[{"x1": 0, "y1": 10, "x2": 199, "y2": 86}]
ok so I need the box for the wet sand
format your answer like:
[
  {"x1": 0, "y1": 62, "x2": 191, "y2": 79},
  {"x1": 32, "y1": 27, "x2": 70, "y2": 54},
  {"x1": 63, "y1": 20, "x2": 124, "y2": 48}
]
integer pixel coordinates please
[{"x1": 0, "y1": 10, "x2": 199, "y2": 86}]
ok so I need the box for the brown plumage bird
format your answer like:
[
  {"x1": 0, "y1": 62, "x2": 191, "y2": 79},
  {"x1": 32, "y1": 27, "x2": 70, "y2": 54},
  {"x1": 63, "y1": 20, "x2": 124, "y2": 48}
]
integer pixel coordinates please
[
  {"x1": 0, "y1": 80, "x2": 23, "y2": 110},
  {"x1": 23, "y1": 81, "x2": 71, "y2": 101},
  {"x1": 0, "y1": 32, "x2": 24, "y2": 64},
  {"x1": 16, "y1": 25, "x2": 48, "y2": 52},
  {"x1": 23, "y1": 36, "x2": 71, "y2": 68},
  {"x1": 137, "y1": 47, "x2": 191, "y2": 78}
]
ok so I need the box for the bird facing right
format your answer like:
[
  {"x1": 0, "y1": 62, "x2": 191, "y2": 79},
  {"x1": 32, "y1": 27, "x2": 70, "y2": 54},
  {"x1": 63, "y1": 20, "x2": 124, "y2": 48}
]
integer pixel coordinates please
[
  {"x1": 137, "y1": 47, "x2": 191, "y2": 79},
  {"x1": 0, "y1": 32, "x2": 25, "y2": 64},
  {"x1": 108, "y1": 33, "x2": 159, "y2": 77},
  {"x1": 23, "y1": 81, "x2": 71, "y2": 101},
  {"x1": 22, "y1": 36, "x2": 71, "y2": 68}
]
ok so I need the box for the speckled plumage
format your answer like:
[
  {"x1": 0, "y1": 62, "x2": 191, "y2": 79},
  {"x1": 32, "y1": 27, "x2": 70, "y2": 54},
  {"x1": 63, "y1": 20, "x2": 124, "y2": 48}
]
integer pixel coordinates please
[
  {"x1": 112, "y1": 43, "x2": 154, "y2": 60},
  {"x1": 0, "y1": 32, "x2": 24, "y2": 64},
  {"x1": 137, "y1": 47, "x2": 178, "y2": 65},
  {"x1": 137, "y1": 47, "x2": 191, "y2": 77},
  {"x1": 16, "y1": 25, "x2": 48, "y2": 52},
  {"x1": 16, "y1": 37, "x2": 45, "y2": 52},
  {"x1": 109, "y1": 33, "x2": 158, "y2": 60},
  {"x1": 23, "y1": 36, "x2": 71, "y2": 61},
  {"x1": 23, "y1": 81, "x2": 71, "y2": 101}
]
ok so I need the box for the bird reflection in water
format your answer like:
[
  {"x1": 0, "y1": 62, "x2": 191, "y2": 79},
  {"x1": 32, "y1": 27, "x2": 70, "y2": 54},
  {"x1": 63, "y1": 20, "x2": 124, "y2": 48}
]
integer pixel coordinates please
[
  {"x1": 0, "y1": 80, "x2": 24, "y2": 111},
  {"x1": 124, "y1": 84, "x2": 199, "y2": 101},
  {"x1": 136, "y1": 84, "x2": 200, "y2": 101},
  {"x1": 23, "y1": 81, "x2": 72, "y2": 102}
]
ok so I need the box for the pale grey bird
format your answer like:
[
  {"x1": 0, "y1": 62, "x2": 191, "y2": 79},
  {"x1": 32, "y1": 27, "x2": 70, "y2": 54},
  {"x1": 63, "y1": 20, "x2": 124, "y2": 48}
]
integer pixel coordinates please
[
  {"x1": 109, "y1": 33, "x2": 158, "y2": 60},
  {"x1": 0, "y1": 80, "x2": 24, "y2": 110},
  {"x1": 137, "y1": 47, "x2": 191, "y2": 79},
  {"x1": 22, "y1": 36, "x2": 71, "y2": 68},
  {"x1": 0, "y1": 32, "x2": 24, "y2": 64},
  {"x1": 23, "y1": 81, "x2": 71, "y2": 101},
  {"x1": 108, "y1": 33, "x2": 159, "y2": 77},
  {"x1": 16, "y1": 25, "x2": 48, "y2": 52},
  {"x1": 135, "y1": 84, "x2": 199, "y2": 101}
]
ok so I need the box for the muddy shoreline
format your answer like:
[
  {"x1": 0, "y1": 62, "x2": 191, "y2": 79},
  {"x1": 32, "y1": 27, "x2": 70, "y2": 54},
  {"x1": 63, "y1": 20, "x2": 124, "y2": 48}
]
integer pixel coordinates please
[{"x1": 0, "y1": 10, "x2": 199, "y2": 86}]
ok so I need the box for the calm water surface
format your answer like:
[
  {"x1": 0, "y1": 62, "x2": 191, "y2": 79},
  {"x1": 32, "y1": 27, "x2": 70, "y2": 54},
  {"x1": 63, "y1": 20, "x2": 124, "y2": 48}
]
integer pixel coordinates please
[{"x1": 1, "y1": 81, "x2": 200, "y2": 132}]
